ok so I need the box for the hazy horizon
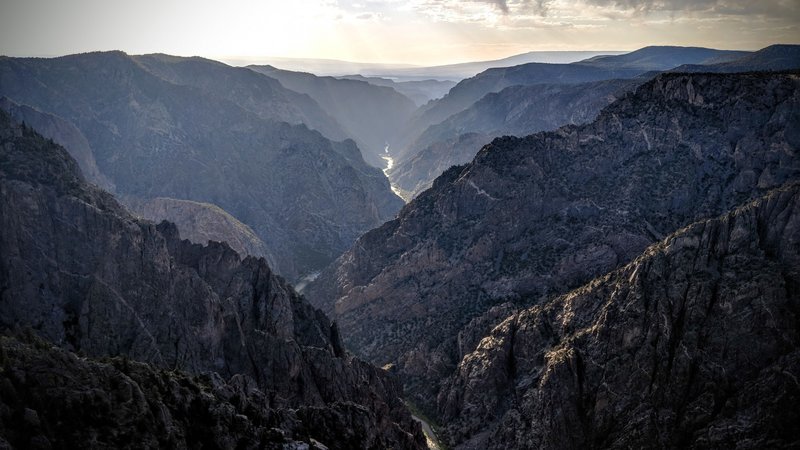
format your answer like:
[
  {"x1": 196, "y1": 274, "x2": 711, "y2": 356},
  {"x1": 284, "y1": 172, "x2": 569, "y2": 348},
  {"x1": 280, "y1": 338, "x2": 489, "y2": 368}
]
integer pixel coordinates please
[{"x1": 1, "y1": 0, "x2": 798, "y2": 66}]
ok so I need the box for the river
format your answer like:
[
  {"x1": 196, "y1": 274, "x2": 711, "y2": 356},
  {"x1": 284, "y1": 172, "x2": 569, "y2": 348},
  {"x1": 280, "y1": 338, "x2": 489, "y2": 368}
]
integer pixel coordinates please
[
  {"x1": 412, "y1": 414, "x2": 443, "y2": 450},
  {"x1": 381, "y1": 144, "x2": 407, "y2": 200}
]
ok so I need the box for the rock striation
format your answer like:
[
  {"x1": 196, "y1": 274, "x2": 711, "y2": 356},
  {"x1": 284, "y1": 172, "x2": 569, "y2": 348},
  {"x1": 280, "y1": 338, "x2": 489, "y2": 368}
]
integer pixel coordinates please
[
  {"x1": 439, "y1": 184, "x2": 800, "y2": 448},
  {"x1": 0, "y1": 110, "x2": 425, "y2": 449},
  {"x1": 306, "y1": 72, "x2": 800, "y2": 415}
]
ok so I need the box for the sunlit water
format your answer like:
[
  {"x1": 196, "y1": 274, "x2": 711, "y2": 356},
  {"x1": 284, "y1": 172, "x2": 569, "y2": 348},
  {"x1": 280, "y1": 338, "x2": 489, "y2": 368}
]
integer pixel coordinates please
[{"x1": 381, "y1": 144, "x2": 404, "y2": 198}]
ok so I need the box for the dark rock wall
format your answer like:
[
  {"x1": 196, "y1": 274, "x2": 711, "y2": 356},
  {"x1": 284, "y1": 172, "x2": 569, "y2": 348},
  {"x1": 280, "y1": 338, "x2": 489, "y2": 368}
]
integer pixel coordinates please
[
  {"x1": 0, "y1": 110, "x2": 424, "y2": 449},
  {"x1": 441, "y1": 184, "x2": 800, "y2": 449}
]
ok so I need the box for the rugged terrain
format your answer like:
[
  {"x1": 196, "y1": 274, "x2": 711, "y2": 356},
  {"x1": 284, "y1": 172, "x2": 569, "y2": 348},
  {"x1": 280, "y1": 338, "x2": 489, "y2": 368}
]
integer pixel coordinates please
[
  {"x1": 0, "y1": 51, "x2": 403, "y2": 280},
  {"x1": 248, "y1": 65, "x2": 417, "y2": 167},
  {"x1": 440, "y1": 184, "x2": 800, "y2": 449},
  {"x1": 393, "y1": 46, "x2": 800, "y2": 201},
  {"x1": 306, "y1": 72, "x2": 800, "y2": 415},
  {"x1": 123, "y1": 196, "x2": 276, "y2": 265},
  {"x1": 396, "y1": 46, "x2": 746, "y2": 160},
  {"x1": 0, "y1": 110, "x2": 425, "y2": 449},
  {"x1": 391, "y1": 78, "x2": 642, "y2": 198},
  {"x1": 0, "y1": 96, "x2": 114, "y2": 191}
]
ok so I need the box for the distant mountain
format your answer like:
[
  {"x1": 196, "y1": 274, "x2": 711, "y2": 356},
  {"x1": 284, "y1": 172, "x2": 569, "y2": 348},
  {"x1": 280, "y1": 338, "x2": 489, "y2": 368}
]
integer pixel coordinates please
[
  {"x1": 133, "y1": 53, "x2": 350, "y2": 144},
  {"x1": 0, "y1": 109, "x2": 425, "y2": 449},
  {"x1": 397, "y1": 63, "x2": 644, "y2": 161},
  {"x1": 393, "y1": 45, "x2": 799, "y2": 201},
  {"x1": 397, "y1": 46, "x2": 755, "y2": 160},
  {"x1": 439, "y1": 184, "x2": 800, "y2": 449},
  {"x1": 575, "y1": 45, "x2": 748, "y2": 70},
  {"x1": 123, "y1": 196, "x2": 276, "y2": 266},
  {"x1": 305, "y1": 72, "x2": 800, "y2": 420},
  {"x1": 226, "y1": 56, "x2": 419, "y2": 77},
  {"x1": 391, "y1": 78, "x2": 642, "y2": 198},
  {"x1": 668, "y1": 44, "x2": 800, "y2": 73},
  {"x1": 338, "y1": 75, "x2": 456, "y2": 106},
  {"x1": 248, "y1": 64, "x2": 417, "y2": 167},
  {"x1": 236, "y1": 51, "x2": 625, "y2": 81},
  {"x1": 0, "y1": 51, "x2": 403, "y2": 280},
  {"x1": 372, "y1": 51, "x2": 627, "y2": 81}
]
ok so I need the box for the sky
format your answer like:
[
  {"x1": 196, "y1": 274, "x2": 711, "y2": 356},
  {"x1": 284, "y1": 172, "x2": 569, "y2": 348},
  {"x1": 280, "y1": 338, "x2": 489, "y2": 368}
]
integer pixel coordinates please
[{"x1": 1, "y1": 0, "x2": 798, "y2": 65}]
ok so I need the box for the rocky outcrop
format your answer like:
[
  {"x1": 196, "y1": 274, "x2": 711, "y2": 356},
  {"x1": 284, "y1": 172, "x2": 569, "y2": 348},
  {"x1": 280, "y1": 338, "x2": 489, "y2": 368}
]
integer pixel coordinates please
[
  {"x1": 0, "y1": 111, "x2": 424, "y2": 449},
  {"x1": 0, "y1": 331, "x2": 395, "y2": 449},
  {"x1": 391, "y1": 78, "x2": 641, "y2": 198},
  {"x1": 0, "y1": 96, "x2": 114, "y2": 191},
  {"x1": 248, "y1": 65, "x2": 417, "y2": 168},
  {"x1": 439, "y1": 184, "x2": 800, "y2": 449},
  {"x1": 306, "y1": 72, "x2": 800, "y2": 414},
  {"x1": 122, "y1": 196, "x2": 277, "y2": 267},
  {"x1": 0, "y1": 51, "x2": 403, "y2": 281}
]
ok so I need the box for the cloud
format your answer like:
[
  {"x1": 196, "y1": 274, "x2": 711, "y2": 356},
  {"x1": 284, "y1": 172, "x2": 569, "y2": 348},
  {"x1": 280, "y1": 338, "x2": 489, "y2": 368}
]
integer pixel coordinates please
[
  {"x1": 570, "y1": 0, "x2": 798, "y2": 19},
  {"x1": 482, "y1": 0, "x2": 509, "y2": 13},
  {"x1": 410, "y1": 0, "x2": 798, "y2": 27}
]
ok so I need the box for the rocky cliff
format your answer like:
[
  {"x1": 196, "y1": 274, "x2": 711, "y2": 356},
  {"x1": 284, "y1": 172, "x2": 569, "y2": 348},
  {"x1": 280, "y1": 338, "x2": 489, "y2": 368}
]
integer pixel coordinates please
[
  {"x1": 397, "y1": 63, "x2": 643, "y2": 162},
  {"x1": 439, "y1": 184, "x2": 800, "y2": 449},
  {"x1": 398, "y1": 45, "x2": 799, "y2": 171},
  {"x1": 306, "y1": 72, "x2": 800, "y2": 414},
  {"x1": 391, "y1": 78, "x2": 641, "y2": 198},
  {"x1": 0, "y1": 51, "x2": 403, "y2": 281},
  {"x1": 0, "y1": 110, "x2": 425, "y2": 449},
  {"x1": 0, "y1": 96, "x2": 114, "y2": 192},
  {"x1": 123, "y1": 196, "x2": 276, "y2": 267}
]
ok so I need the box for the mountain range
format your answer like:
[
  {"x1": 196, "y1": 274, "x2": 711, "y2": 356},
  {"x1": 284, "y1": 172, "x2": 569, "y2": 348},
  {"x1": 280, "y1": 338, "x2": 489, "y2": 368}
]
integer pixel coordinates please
[
  {"x1": 390, "y1": 45, "x2": 800, "y2": 201},
  {"x1": 0, "y1": 51, "x2": 403, "y2": 281},
  {"x1": 231, "y1": 51, "x2": 628, "y2": 81},
  {"x1": 305, "y1": 71, "x2": 800, "y2": 443}
]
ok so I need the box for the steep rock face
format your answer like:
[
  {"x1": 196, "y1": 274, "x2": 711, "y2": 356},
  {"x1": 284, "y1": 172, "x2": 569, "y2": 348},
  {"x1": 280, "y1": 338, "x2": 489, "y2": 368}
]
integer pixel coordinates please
[
  {"x1": 391, "y1": 79, "x2": 641, "y2": 198},
  {"x1": 398, "y1": 63, "x2": 643, "y2": 161},
  {"x1": 398, "y1": 45, "x2": 797, "y2": 166},
  {"x1": 248, "y1": 65, "x2": 417, "y2": 168},
  {"x1": 0, "y1": 111, "x2": 424, "y2": 449},
  {"x1": 123, "y1": 196, "x2": 276, "y2": 266},
  {"x1": 390, "y1": 132, "x2": 493, "y2": 200},
  {"x1": 0, "y1": 51, "x2": 403, "y2": 280},
  {"x1": 306, "y1": 72, "x2": 800, "y2": 412},
  {"x1": 439, "y1": 185, "x2": 800, "y2": 449},
  {"x1": 0, "y1": 96, "x2": 114, "y2": 191}
]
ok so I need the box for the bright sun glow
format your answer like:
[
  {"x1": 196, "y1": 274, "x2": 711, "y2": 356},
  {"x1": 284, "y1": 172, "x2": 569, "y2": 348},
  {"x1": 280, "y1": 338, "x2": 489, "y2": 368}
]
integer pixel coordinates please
[{"x1": 1, "y1": 0, "x2": 798, "y2": 64}]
